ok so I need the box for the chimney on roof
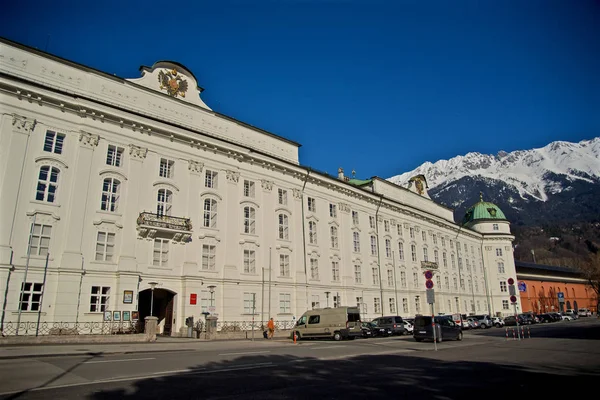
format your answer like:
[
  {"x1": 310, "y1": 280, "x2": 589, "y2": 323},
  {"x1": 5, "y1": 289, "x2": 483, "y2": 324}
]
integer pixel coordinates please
[{"x1": 337, "y1": 167, "x2": 344, "y2": 180}]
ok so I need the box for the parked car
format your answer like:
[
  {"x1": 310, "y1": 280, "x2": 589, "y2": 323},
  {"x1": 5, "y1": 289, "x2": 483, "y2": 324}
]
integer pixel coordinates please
[
  {"x1": 503, "y1": 315, "x2": 526, "y2": 326},
  {"x1": 561, "y1": 314, "x2": 574, "y2": 321},
  {"x1": 403, "y1": 319, "x2": 414, "y2": 335},
  {"x1": 293, "y1": 306, "x2": 362, "y2": 341},
  {"x1": 467, "y1": 318, "x2": 481, "y2": 329},
  {"x1": 563, "y1": 311, "x2": 578, "y2": 320},
  {"x1": 472, "y1": 315, "x2": 493, "y2": 329},
  {"x1": 519, "y1": 314, "x2": 534, "y2": 325},
  {"x1": 538, "y1": 313, "x2": 554, "y2": 323},
  {"x1": 578, "y1": 308, "x2": 592, "y2": 317},
  {"x1": 361, "y1": 321, "x2": 385, "y2": 338},
  {"x1": 491, "y1": 316, "x2": 505, "y2": 328},
  {"x1": 370, "y1": 316, "x2": 405, "y2": 336},
  {"x1": 413, "y1": 315, "x2": 462, "y2": 342}
]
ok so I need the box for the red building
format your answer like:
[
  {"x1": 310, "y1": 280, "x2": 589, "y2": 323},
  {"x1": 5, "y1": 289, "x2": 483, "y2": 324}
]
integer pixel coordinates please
[{"x1": 516, "y1": 261, "x2": 597, "y2": 314}]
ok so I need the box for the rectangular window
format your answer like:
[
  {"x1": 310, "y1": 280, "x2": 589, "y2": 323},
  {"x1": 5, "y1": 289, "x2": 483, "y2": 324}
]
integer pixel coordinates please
[
  {"x1": 330, "y1": 226, "x2": 338, "y2": 249},
  {"x1": 159, "y1": 158, "x2": 174, "y2": 178},
  {"x1": 493, "y1": 223, "x2": 499, "y2": 231},
  {"x1": 423, "y1": 247, "x2": 428, "y2": 262},
  {"x1": 402, "y1": 298, "x2": 408, "y2": 314},
  {"x1": 410, "y1": 227, "x2": 414, "y2": 238},
  {"x1": 415, "y1": 297, "x2": 421, "y2": 314},
  {"x1": 308, "y1": 221, "x2": 317, "y2": 244},
  {"x1": 279, "y1": 293, "x2": 291, "y2": 313},
  {"x1": 443, "y1": 252, "x2": 447, "y2": 268},
  {"x1": 90, "y1": 286, "x2": 110, "y2": 312},
  {"x1": 387, "y1": 269, "x2": 394, "y2": 286},
  {"x1": 280, "y1": 254, "x2": 290, "y2": 277},
  {"x1": 433, "y1": 234, "x2": 437, "y2": 245},
  {"x1": 106, "y1": 145, "x2": 124, "y2": 167},
  {"x1": 500, "y1": 281, "x2": 507, "y2": 292},
  {"x1": 243, "y1": 293, "x2": 256, "y2": 314},
  {"x1": 352, "y1": 211, "x2": 359, "y2": 225},
  {"x1": 384, "y1": 220, "x2": 390, "y2": 232},
  {"x1": 243, "y1": 250, "x2": 256, "y2": 273},
  {"x1": 370, "y1": 236, "x2": 377, "y2": 256},
  {"x1": 310, "y1": 258, "x2": 319, "y2": 279},
  {"x1": 202, "y1": 245, "x2": 216, "y2": 270},
  {"x1": 153, "y1": 239, "x2": 169, "y2": 267},
  {"x1": 496, "y1": 248, "x2": 503, "y2": 257},
  {"x1": 413, "y1": 272, "x2": 419, "y2": 288},
  {"x1": 374, "y1": 298, "x2": 381, "y2": 314},
  {"x1": 354, "y1": 265, "x2": 362, "y2": 283},
  {"x1": 311, "y1": 295, "x2": 320, "y2": 309},
  {"x1": 401, "y1": 271, "x2": 407, "y2": 288},
  {"x1": 329, "y1": 203, "x2": 337, "y2": 218},
  {"x1": 369, "y1": 216, "x2": 375, "y2": 229},
  {"x1": 398, "y1": 242, "x2": 404, "y2": 260},
  {"x1": 441, "y1": 237, "x2": 445, "y2": 247},
  {"x1": 29, "y1": 224, "x2": 52, "y2": 256},
  {"x1": 332, "y1": 261, "x2": 340, "y2": 281},
  {"x1": 498, "y1": 262, "x2": 505, "y2": 273},
  {"x1": 43, "y1": 130, "x2": 65, "y2": 154},
  {"x1": 385, "y1": 239, "x2": 391, "y2": 258},
  {"x1": 243, "y1": 180, "x2": 255, "y2": 197},
  {"x1": 95, "y1": 231, "x2": 115, "y2": 261},
  {"x1": 397, "y1": 224, "x2": 403, "y2": 236},
  {"x1": 244, "y1": 207, "x2": 256, "y2": 234},
  {"x1": 307, "y1": 197, "x2": 316, "y2": 212},
  {"x1": 205, "y1": 170, "x2": 218, "y2": 188},
  {"x1": 453, "y1": 277, "x2": 458, "y2": 290},
  {"x1": 422, "y1": 231, "x2": 427, "y2": 242},
  {"x1": 372, "y1": 268, "x2": 379, "y2": 285},
  {"x1": 389, "y1": 298, "x2": 396, "y2": 314},
  {"x1": 19, "y1": 282, "x2": 43, "y2": 311},
  {"x1": 356, "y1": 297, "x2": 365, "y2": 313},
  {"x1": 502, "y1": 300, "x2": 509, "y2": 310},
  {"x1": 353, "y1": 232, "x2": 360, "y2": 252},
  {"x1": 278, "y1": 188, "x2": 287, "y2": 205},
  {"x1": 411, "y1": 245, "x2": 417, "y2": 262}
]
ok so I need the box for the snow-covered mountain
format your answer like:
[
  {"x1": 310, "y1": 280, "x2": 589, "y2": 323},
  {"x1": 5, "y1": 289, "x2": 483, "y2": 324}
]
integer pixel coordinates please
[{"x1": 387, "y1": 138, "x2": 600, "y2": 226}]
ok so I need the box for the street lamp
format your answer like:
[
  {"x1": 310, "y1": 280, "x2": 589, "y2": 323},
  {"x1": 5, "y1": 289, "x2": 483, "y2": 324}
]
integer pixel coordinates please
[
  {"x1": 207, "y1": 285, "x2": 216, "y2": 313},
  {"x1": 325, "y1": 291, "x2": 330, "y2": 307},
  {"x1": 148, "y1": 282, "x2": 158, "y2": 317}
]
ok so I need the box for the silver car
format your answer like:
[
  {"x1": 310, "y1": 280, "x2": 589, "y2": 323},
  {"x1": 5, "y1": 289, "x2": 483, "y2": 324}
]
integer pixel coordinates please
[{"x1": 472, "y1": 314, "x2": 493, "y2": 329}]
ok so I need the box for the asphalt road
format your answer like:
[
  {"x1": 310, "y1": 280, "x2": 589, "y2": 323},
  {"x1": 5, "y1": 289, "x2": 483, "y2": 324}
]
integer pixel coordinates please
[{"x1": 1, "y1": 318, "x2": 599, "y2": 399}]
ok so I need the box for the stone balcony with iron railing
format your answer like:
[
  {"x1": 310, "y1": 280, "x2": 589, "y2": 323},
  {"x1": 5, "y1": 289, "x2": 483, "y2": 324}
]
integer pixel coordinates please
[{"x1": 137, "y1": 212, "x2": 193, "y2": 243}]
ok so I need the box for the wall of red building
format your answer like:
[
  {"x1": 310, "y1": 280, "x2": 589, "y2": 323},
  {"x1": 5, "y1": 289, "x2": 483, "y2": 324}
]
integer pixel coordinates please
[{"x1": 518, "y1": 279, "x2": 597, "y2": 314}]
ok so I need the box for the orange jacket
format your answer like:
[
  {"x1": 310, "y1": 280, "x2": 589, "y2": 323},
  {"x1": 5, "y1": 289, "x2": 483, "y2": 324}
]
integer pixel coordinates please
[{"x1": 267, "y1": 320, "x2": 275, "y2": 330}]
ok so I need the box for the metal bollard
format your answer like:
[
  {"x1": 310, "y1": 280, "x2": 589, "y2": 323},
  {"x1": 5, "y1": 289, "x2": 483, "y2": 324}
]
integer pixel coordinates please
[
  {"x1": 512, "y1": 328, "x2": 516, "y2": 340},
  {"x1": 527, "y1": 326, "x2": 531, "y2": 339},
  {"x1": 521, "y1": 326, "x2": 524, "y2": 338},
  {"x1": 505, "y1": 328, "x2": 509, "y2": 340}
]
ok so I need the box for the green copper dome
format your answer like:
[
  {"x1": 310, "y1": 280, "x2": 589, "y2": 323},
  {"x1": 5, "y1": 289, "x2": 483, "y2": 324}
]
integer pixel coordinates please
[{"x1": 462, "y1": 193, "x2": 507, "y2": 225}]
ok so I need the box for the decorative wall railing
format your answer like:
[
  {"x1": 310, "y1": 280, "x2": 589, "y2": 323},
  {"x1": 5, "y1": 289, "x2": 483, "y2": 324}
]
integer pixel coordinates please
[
  {"x1": 136, "y1": 212, "x2": 192, "y2": 243},
  {"x1": 1, "y1": 321, "x2": 139, "y2": 337},
  {"x1": 215, "y1": 320, "x2": 296, "y2": 333}
]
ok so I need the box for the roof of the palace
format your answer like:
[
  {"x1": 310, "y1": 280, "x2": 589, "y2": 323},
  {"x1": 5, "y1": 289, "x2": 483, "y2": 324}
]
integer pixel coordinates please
[
  {"x1": 461, "y1": 193, "x2": 507, "y2": 225},
  {"x1": 515, "y1": 260, "x2": 583, "y2": 276}
]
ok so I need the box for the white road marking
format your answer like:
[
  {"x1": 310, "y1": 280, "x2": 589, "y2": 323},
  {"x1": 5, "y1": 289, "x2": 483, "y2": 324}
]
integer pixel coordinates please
[
  {"x1": 219, "y1": 351, "x2": 270, "y2": 356},
  {"x1": 84, "y1": 357, "x2": 156, "y2": 364},
  {"x1": 312, "y1": 345, "x2": 347, "y2": 350}
]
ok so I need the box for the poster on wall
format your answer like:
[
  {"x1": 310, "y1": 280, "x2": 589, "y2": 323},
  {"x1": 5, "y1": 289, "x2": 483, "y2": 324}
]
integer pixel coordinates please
[
  {"x1": 132, "y1": 311, "x2": 139, "y2": 321},
  {"x1": 113, "y1": 311, "x2": 121, "y2": 321},
  {"x1": 123, "y1": 290, "x2": 134, "y2": 304},
  {"x1": 123, "y1": 311, "x2": 131, "y2": 321},
  {"x1": 103, "y1": 311, "x2": 112, "y2": 321}
]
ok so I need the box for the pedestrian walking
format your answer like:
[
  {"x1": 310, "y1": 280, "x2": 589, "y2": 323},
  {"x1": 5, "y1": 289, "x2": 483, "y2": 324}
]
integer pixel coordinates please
[{"x1": 267, "y1": 317, "x2": 275, "y2": 339}]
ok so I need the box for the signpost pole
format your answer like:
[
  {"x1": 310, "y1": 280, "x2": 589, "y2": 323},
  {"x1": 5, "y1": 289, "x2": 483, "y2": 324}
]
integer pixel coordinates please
[{"x1": 431, "y1": 302, "x2": 437, "y2": 352}]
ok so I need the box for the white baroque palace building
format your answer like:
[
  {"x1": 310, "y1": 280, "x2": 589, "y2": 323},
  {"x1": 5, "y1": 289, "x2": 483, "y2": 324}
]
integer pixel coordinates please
[{"x1": 0, "y1": 38, "x2": 519, "y2": 336}]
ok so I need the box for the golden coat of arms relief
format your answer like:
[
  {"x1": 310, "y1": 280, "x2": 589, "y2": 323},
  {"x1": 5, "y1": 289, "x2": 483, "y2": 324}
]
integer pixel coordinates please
[{"x1": 158, "y1": 68, "x2": 189, "y2": 98}]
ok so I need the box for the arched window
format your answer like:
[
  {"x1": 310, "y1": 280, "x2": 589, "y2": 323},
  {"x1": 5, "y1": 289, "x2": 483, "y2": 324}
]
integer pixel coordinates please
[
  {"x1": 157, "y1": 189, "x2": 172, "y2": 216},
  {"x1": 101, "y1": 178, "x2": 121, "y2": 212},
  {"x1": 243, "y1": 206, "x2": 256, "y2": 234},
  {"x1": 203, "y1": 198, "x2": 217, "y2": 228},
  {"x1": 278, "y1": 214, "x2": 289, "y2": 240},
  {"x1": 36, "y1": 166, "x2": 59, "y2": 203}
]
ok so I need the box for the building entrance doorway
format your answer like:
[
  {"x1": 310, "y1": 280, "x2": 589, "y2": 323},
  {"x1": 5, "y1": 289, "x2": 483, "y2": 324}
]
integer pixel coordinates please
[{"x1": 139, "y1": 288, "x2": 176, "y2": 336}]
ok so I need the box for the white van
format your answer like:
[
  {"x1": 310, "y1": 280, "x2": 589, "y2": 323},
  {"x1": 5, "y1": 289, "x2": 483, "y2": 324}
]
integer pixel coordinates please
[{"x1": 293, "y1": 307, "x2": 362, "y2": 341}]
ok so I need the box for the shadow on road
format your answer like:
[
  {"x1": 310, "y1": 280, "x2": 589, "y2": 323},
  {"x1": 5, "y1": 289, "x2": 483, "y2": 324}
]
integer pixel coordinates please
[
  {"x1": 469, "y1": 320, "x2": 600, "y2": 340},
  {"x1": 87, "y1": 351, "x2": 599, "y2": 400}
]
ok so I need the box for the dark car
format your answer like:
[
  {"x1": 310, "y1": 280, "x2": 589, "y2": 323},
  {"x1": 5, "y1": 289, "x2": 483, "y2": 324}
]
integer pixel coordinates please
[
  {"x1": 503, "y1": 315, "x2": 526, "y2": 326},
  {"x1": 370, "y1": 316, "x2": 405, "y2": 336},
  {"x1": 538, "y1": 313, "x2": 554, "y2": 323},
  {"x1": 361, "y1": 321, "x2": 390, "y2": 337},
  {"x1": 413, "y1": 315, "x2": 462, "y2": 342}
]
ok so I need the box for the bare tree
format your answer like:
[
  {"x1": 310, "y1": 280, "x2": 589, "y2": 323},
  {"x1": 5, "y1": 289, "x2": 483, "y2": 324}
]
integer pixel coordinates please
[{"x1": 578, "y1": 252, "x2": 600, "y2": 314}]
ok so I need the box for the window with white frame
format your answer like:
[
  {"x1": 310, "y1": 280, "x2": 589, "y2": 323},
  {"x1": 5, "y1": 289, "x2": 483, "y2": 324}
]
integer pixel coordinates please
[
  {"x1": 352, "y1": 211, "x2": 359, "y2": 225},
  {"x1": 311, "y1": 295, "x2": 320, "y2": 309},
  {"x1": 460, "y1": 278, "x2": 465, "y2": 289},
  {"x1": 243, "y1": 293, "x2": 256, "y2": 314},
  {"x1": 453, "y1": 277, "x2": 458, "y2": 290},
  {"x1": 36, "y1": 166, "x2": 59, "y2": 203},
  {"x1": 90, "y1": 286, "x2": 110, "y2": 312},
  {"x1": 401, "y1": 271, "x2": 407, "y2": 288},
  {"x1": 398, "y1": 242, "x2": 404, "y2": 260},
  {"x1": 498, "y1": 262, "x2": 505, "y2": 273},
  {"x1": 279, "y1": 293, "x2": 291, "y2": 313},
  {"x1": 202, "y1": 244, "x2": 216, "y2": 270},
  {"x1": 385, "y1": 239, "x2": 391, "y2": 258},
  {"x1": 354, "y1": 265, "x2": 362, "y2": 283},
  {"x1": 243, "y1": 250, "x2": 256, "y2": 273},
  {"x1": 95, "y1": 231, "x2": 115, "y2": 261},
  {"x1": 353, "y1": 232, "x2": 360, "y2": 252},
  {"x1": 159, "y1": 158, "x2": 174, "y2": 178},
  {"x1": 372, "y1": 268, "x2": 379, "y2": 285},
  {"x1": 330, "y1": 226, "x2": 339, "y2": 249},
  {"x1": 493, "y1": 223, "x2": 499, "y2": 231},
  {"x1": 475, "y1": 280, "x2": 479, "y2": 293},
  {"x1": 464, "y1": 243, "x2": 468, "y2": 253},
  {"x1": 458, "y1": 257, "x2": 463, "y2": 270},
  {"x1": 278, "y1": 214, "x2": 289, "y2": 240},
  {"x1": 278, "y1": 188, "x2": 287, "y2": 205},
  {"x1": 445, "y1": 276, "x2": 449, "y2": 290},
  {"x1": 332, "y1": 261, "x2": 340, "y2": 281},
  {"x1": 19, "y1": 282, "x2": 43, "y2": 311},
  {"x1": 443, "y1": 252, "x2": 447, "y2": 268},
  {"x1": 153, "y1": 239, "x2": 169, "y2": 267},
  {"x1": 308, "y1": 221, "x2": 317, "y2": 244},
  {"x1": 411, "y1": 244, "x2": 417, "y2": 262},
  {"x1": 106, "y1": 145, "x2": 123, "y2": 167},
  {"x1": 410, "y1": 227, "x2": 414, "y2": 239},
  {"x1": 448, "y1": 299, "x2": 452, "y2": 312},
  {"x1": 101, "y1": 178, "x2": 120, "y2": 212},
  {"x1": 280, "y1": 254, "x2": 290, "y2": 277},
  {"x1": 30, "y1": 224, "x2": 52, "y2": 256},
  {"x1": 370, "y1": 235, "x2": 377, "y2": 256},
  {"x1": 468, "y1": 279, "x2": 472, "y2": 292},
  {"x1": 496, "y1": 248, "x2": 503, "y2": 257},
  {"x1": 441, "y1": 237, "x2": 445, "y2": 247},
  {"x1": 455, "y1": 298, "x2": 460, "y2": 311},
  {"x1": 413, "y1": 271, "x2": 419, "y2": 288},
  {"x1": 466, "y1": 259, "x2": 470, "y2": 271},
  {"x1": 422, "y1": 231, "x2": 427, "y2": 242},
  {"x1": 415, "y1": 297, "x2": 421, "y2": 314},
  {"x1": 329, "y1": 203, "x2": 337, "y2": 218},
  {"x1": 502, "y1": 300, "x2": 509, "y2": 310},
  {"x1": 374, "y1": 297, "x2": 381, "y2": 313},
  {"x1": 434, "y1": 250, "x2": 439, "y2": 264},
  {"x1": 310, "y1": 258, "x2": 319, "y2": 279},
  {"x1": 203, "y1": 198, "x2": 217, "y2": 228},
  {"x1": 43, "y1": 131, "x2": 65, "y2": 154},
  {"x1": 423, "y1": 247, "x2": 428, "y2": 262},
  {"x1": 369, "y1": 216, "x2": 375, "y2": 229},
  {"x1": 451, "y1": 254, "x2": 456, "y2": 269},
  {"x1": 397, "y1": 224, "x2": 403, "y2": 236},
  {"x1": 402, "y1": 298, "x2": 408, "y2": 314},
  {"x1": 243, "y1": 180, "x2": 255, "y2": 198},
  {"x1": 384, "y1": 220, "x2": 390, "y2": 232},
  {"x1": 205, "y1": 170, "x2": 218, "y2": 188},
  {"x1": 387, "y1": 269, "x2": 394, "y2": 286},
  {"x1": 500, "y1": 281, "x2": 507, "y2": 292},
  {"x1": 307, "y1": 197, "x2": 316, "y2": 212},
  {"x1": 243, "y1": 206, "x2": 256, "y2": 234},
  {"x1": 356, "y1": 297, "x2": 366, "y2": 313},
  {"x1": 389, "y1": 298, "x2": 396, "y2": 313},
  {"x1": 156, "y1": 189, "x2": 173, "y2": 216},
  {"x1": 433, "y1": 234, "x2": 437, "y2": 245}
]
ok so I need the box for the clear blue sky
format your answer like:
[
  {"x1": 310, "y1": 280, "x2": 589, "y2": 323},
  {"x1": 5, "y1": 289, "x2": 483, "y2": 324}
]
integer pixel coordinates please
[{"x1": 2, "y1": 0, "x2": 598, "y2": 179}]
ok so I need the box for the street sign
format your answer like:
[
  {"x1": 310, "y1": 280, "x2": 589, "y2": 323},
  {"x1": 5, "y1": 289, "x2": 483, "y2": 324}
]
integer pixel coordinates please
[
  {"x1": 190, "y1": 293, "x2": 197, "y2": 305},
  {"x1": 426, "y1": 289, "x2": 435, "y2": 304},
  {"x1": 426, "y1": 279, "x2": 434, "y2": 289},
  {"x1": 510, "y1": 295, "x2": 517, "y2": 304},
  {"x1": 509, "y1": 285, "x2": 516, "y2": 296},
  {"x1": 557, "y1": 292, "x2": 565, "y2": 303},
  {"x1": 507, "y1": 277, "x2": 515, "y2": 285},
  {"x1": 424, "y1": 270, "x2": 433, "y2": 280},
  {"x1": 518, "y1": 281, "x2": 527, "y2": 292}
]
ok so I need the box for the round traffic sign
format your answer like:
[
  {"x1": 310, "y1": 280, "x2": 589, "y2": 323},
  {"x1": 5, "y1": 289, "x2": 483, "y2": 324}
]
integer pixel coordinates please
[
  {"x1": 426, "y1": 279, "x2": 434, "y2": 289},
  {"x1": 424, "y1": 270, "x2": 433, "y2": 280},
  {"x1": 510, "y1": 295, "x2": 517, "y2": 303},
  {"x1": 507, "y1": 277, "x2": 515, "y2": 285}
]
